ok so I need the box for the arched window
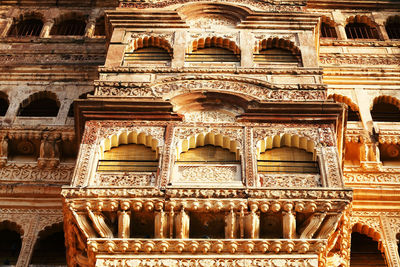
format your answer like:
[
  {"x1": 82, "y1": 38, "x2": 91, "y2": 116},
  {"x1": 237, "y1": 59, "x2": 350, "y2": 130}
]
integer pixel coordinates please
[
  {"x1": 124, "y1": 37, "x2": 173, "y2": 63},
  {"x1": 186, "y1": 37, "x2": 240, "y2": 63},
  {"x1": 328, "y1": 94, "x2": 361, "y2": 122},
  {"x1": 345, "y1": 16, "x2": 379, "y2": 39},
  {"x1": 371, "y1": 97, "x2": 400, "y2": 122},
  {"x1": 350, "y1": 232, "x2": 386, "y2": 266},
  {"x1": 51, "y1": 19, "x2": 86, "y2": 36},
  {"x1": 177, "y1": 145, "x2": 238, "y2": 164},
  {"x1": 254, "y1": 38, "x2": 301, "y2": 65},
  {"x1": 0, "y1": 92, "x2": 9, "y2": 116},
  {"x1": 386, "y1": 16, "x2": 400, "y2": 40},
  {"x1": 94, "y1": 16, "x2": 106, "y2": 36},
  {"x1": 30, "y1": 223, "x2": 66, "y2": 265},
  {"x1": 18, "y1": 92, "x2": 60, "y2": 117},
  {"x1": 0, "y1": 221, "x2": 22, "y2": 265},
  {"x1": 257, "y1": 135, "x2": 318, "y2": 174},
  {"x1": 9, "y1": 18, "x2": 43, "y2": 37},
  {"x1": 320, "y1": 16, "x2": 337, "y2": 38},
  {"x1": 98, "y1": 143, "x2": 159, "y2": 172}
]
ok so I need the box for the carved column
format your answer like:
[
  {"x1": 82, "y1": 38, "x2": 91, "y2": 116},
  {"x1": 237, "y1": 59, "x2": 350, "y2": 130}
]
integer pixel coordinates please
[
  {"x1": 0, "y1": 135, "x2": 8, "y2": 167},
  {"x1": 283, "y1": 210, "x2": 296, "y2": 239},
  {"x1": 16, "y1": 215, "x2": 39, "y2": 267},
  {"x1": 118, "y1": 211, "x2": 130, "y2": 238},
  {"x1": 40, "y1": 19, "x2": 54, "y2": 38},
  {"x1": 155, "y1": 209, "x2": 168, "y2": 238},
  {"x1": 245, "y1": 205, "x2": 259, "y2": 239},
  {"x1": 381, "y1": 216, "x2": 400, "y2": 267},
  {"x1": 159, "y1": 125, "x2": 174, "y2": 187},
  {"x1": 225, "y1": 208, "x2": 237, "y2": 239},
  {"x1": 244, "y1": 127, "x2": 256, "y2": 187},
  {"x1": 175, "y1": 206, "x2": 189, "y2": 239},
  {"x1": 85, "y1": 18, "x2": 96, "y2": 38}
]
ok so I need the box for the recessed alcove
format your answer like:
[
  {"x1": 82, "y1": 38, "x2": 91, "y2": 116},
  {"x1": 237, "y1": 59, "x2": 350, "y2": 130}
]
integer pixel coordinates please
[
  {"x1": 189, "y1": 212, "x2": 225, "y2": 239},
  {"x1": 0, "y1": 221, "x2": 22, "y2": 265},
  {"x1": 8, "y1": 139, "x2": 40, "y2": 162},
  {"x1": 131, "y1": 212, "x2": 155, "y2": 238},
  {"x1": 259, "y1": 212, "x2": 283, "y2": 239}
]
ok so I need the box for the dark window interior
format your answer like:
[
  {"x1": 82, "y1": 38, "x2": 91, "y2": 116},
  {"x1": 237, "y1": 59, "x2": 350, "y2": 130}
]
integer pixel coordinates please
[
  {"x1": 9, "y1": 19, "x2": 43, "y2": 37},
  {"x1": 0, "y1": 228, "x2": 21, "y2": 265},
  {"x1": 30, "y1": 225, "x2": 66, "y2": 265},
  {"x1": 321, "y1": 22, "x2": 337, "y2": 38},
  {"x1": 371, "y1": 103, "x2": 400, "y2": 122},
  {"x1": 51, "y1": 19, "x2": 86, "y2": 36},
  {"x1": 18, "y1": 97, "x2": 59, "y2": 117},
  {"x1": 345, "y1": 22, "x2": 379, "y2": 39},
  {"x1": 350, "y1": 232, "x2": 386, "y2": 266}
]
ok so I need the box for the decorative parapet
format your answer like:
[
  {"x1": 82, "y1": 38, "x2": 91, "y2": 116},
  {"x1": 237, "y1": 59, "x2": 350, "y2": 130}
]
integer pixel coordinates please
[
  {"x1": 94, "y1": 172, "x2": 156, "y2": 187},
  {"x1": 259, "y1": 174, "x2": 321, "y2": 187}
]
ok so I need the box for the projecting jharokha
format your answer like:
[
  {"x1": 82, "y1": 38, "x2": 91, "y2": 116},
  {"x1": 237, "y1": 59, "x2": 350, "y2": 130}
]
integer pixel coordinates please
[{"x1": 0, "y1": 0, "x2": 399, "y2": 266}]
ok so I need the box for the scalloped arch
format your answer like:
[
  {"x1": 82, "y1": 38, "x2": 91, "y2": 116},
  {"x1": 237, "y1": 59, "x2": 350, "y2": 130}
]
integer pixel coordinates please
[
  {"x1": 328, "y1": 94, "x2": 359, "y2": 112},
  {"x1": 371, "y1": 95, "x2": 400, "y2": 110},
  {"x1": 254, "y1": 37, "x2": 301, "y2": 55},
  {"x1": 176, "y1": 132, "x2": 240, "y2": 160},
  {"x1": 352, "y1": 223, "x2": 383, "y2": 252},
  {"x1": 321, "y1": 15, "x2": 336, "y2": 27},
  {"x1": 188, "y1": 37, "x2": 240, "y2": 55},
  {"x1": 99, "y1": 130, "x2": 160, "y2": 158},
  {"x1": 346, "y1": 15, "x2": 377, "y2": 28},
  {"x1": 256, "y1": 133, "x2": 316, "y2": 159},
  {"x1": 126, "y1": 36, "x2": 173, "y2": 55}
]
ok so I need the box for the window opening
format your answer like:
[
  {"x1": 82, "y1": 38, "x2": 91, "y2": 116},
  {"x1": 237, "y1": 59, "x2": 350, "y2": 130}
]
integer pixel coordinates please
[
  {"x1": 51, "y1": 19, "x2": 86, "y2": 36},
  {"x1": 321, "y1": 21, "x2": 337, "y2": 38},
  {"x1": 9, "y1": 19, "x2": 43, "y2": 37},
  {"x1": 345, "y1": 22, "x2": 379, "y2": 39}
]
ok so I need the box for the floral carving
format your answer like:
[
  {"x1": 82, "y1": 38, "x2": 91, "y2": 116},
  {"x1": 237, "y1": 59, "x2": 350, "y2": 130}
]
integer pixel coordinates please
[
  {"x1": 344, "y1": 172, "x2": 400, "y2": 184},
  {"x1": 183, "y1": 111, "x2": 236, "y2": 123},
  {"x1": 320, "y1": 54, "x2": 400, "y2": 66},
  {"x1": 259, "y1": 174, "x2": 321, "y2": 187},
  {"x1": 176, "y1": 165, "x2": 240, "y2": 183},
  {"x1": 94, "y1": 172, "x2": 156, "y2": 186},
  {"x1": 0, "y1": 163, "x2": 74, "y2": 183}
]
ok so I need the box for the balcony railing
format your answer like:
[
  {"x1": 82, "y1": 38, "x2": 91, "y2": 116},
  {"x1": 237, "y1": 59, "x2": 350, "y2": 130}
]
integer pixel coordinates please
[
  {"x1": 97, "y1": 160, "x2": 158, "y2": 172},
  {"x1": 257, "y1": 160, "x2": 319, "y2": 174}
]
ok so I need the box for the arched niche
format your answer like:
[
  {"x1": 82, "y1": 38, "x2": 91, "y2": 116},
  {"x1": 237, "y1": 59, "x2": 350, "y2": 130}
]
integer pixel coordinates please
[
  {"x1": 176, "y1": 132, "x2": 240, "y2": 162},
  {"x1": 30, "y1": 222, "x2": 66, "y2": 265},
  {"x1": 385, "y1": 15, "x2": 400, "y2": 40},
  {"x1": 0, "y1": 91, "x2": 9, "y2": 116},
  {"x1": 8, "y1": 12, "x2": 44, "y2": 37},
  {"x1": 320, "y1": 16, "x2": 338, "y2": 39},
  {"x1": 254, "y1": 37, "x2": 301, "y2": 65},
  {"x1": 18, "y1": 91, "x2": 60, "y2": 117},
  {"x1": 186, "y1": 37, "x2": 240, "y2": 62},
  {"x1": 328, "y1": 94, "x2": 360, "y2": 121},
  {"x1": 256, "y1": 134, "x2": 318, "y2": 174},
  {"x1": 98, "y1": 131, "x2": 160, "y2": 172},
  {"x1": 51, "y1": 13, "x2": 87, "y2": 36},
  {"x1": 371, "y1": 95, "x2": 400, "y2": 122},
  {"x1": 350, "y1": 224, "x2": 386, "y2": 267},
  {"x1": 345, "y1": 15, "x2": 380, "y2": 39},
  {"x1": 125, "y1": 36, "x2": 172, "y2": 63},
  {"x1": 0, "y1": 220, "x2": 23, "y2": 265}
]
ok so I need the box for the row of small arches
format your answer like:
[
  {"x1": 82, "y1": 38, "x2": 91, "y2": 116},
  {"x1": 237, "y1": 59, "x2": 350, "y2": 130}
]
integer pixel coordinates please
[
  {"x1": 125, "y1": 36, "x2": 301, "y2": 64},
  {"x1": 8, "y1": 12, "x2": 105, "y2": 37},
  {"x1": 321, "y1": 15, "x2": 400, "y2": 40},
  {"x1": 0, "y1": 90, "x2": 92, "y2": 118},
  {"x1": 98, "y1": 131, "x2": 318, "y2": 174}
]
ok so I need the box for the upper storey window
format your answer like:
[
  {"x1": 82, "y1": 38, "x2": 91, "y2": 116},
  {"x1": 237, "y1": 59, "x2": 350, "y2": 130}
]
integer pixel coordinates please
[
  {"x1": 177, "y1": 145, "x2": 239, "y2": 165},
  {"x1": 257, "y1": 135, "x2": 318, "y2": 174},
  {"x1": 124, "y1": 37, "x2": 172, "y2": 64},
  {"x1": 51, "y1": 19, "x2": 86, "y2": 36},
  {"x1": 320, "y1": 16, "x2": 337, "y2": 39},
  {"x1": 186, "y1": 37, "x2": 240, "y2": 63},
  {"x1": 9, "y1": 19, "x2": 43, "y2": 37},
  {"x1": 386, "y1": 16, "x2": 400, "y2": 40},
  {"x1": 98, "y1": 143, "x2": 159, "y2": 172},
  {"x1": 345, "y1": 16, "x2": 379, "y2": 39},
  {"x1": 371, "y1": 98, "x2": 400, "y2": 122},
  {"x1": 254, "y1": 38, "x2": 301, "y2": 66},
  {"x1": 18, "y1": 92, "x2": 59, "y2": 117}
]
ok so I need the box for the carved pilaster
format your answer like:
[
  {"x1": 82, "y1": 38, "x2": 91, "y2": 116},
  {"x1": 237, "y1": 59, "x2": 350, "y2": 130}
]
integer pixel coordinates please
[
  {"x1": 244, "y1": 127, "x2": 255, "y2": 187},
  {"x1": 118, "y1": 211, "x2": 130, "y2": 238},
  {"x1": 381, "y1": 216, "x2": 400, "y2": 267},
  {"x1": 175, "y1": 207, "x2": 189, "y2": 239},
  {"x1": 225, "y1": 208, "x2": 237, "y2": 239},
  {"x1": 159, "y1": 125, "x2": 174, "y2": 187},
  {"x1": 283, "y1": 210, "x2": 297, "y2": 239},
  {"x1": 155, "y1": 209, "x2": 168, "y2": 238}
]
